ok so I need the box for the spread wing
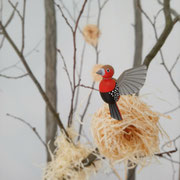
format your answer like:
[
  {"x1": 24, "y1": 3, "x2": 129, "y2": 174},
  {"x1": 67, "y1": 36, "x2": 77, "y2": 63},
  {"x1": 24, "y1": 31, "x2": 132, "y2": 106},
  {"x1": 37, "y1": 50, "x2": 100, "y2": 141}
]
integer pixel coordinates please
[{"x1": 117, "y1": 65, "x2": 147, "y2": 95}]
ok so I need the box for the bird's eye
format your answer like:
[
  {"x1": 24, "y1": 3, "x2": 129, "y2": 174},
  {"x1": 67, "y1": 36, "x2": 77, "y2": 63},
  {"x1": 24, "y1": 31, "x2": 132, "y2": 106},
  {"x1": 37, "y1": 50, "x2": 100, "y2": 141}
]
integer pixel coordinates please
[{"x1": 106, "y1": 69, "x2": 110, "y2": 72}]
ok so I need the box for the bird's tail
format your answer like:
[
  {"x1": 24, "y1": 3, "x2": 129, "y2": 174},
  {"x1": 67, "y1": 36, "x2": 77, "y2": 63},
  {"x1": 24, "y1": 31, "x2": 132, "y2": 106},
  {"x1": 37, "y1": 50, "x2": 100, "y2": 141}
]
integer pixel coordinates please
[{"x1": 109, "y1": 103, "x2": 122, "y2": 120}]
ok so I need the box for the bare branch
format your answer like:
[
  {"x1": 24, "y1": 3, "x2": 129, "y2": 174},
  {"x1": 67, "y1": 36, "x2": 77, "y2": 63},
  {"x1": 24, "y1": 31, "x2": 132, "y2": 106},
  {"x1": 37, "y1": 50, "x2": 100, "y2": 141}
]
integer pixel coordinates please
[
  {"x1": 25, "y1": 38, "x2": 43, "y2": 57},
  {"x1": 0, "y1": 21, "x2": 71, "y2": 141},
  {"x1": 54, "y1": 1, "x2": 73, "y2": 33},
  {"x1": 0, "y1": 61, "x2": 21, "y2": 73},
  {"x1": 155, "y1": 135, "x2": 180, "y2": 165},
  {"x1": 57, "y1": 48, "x2": 73, "y2": 92},
  {"x1": 158, "y1": 0, "x2": 180, "y2": 19},
  {"x1": 21, "y1": 0, "x2": 26, "y2": 53},
  {"x1": 8, "y1": 0, "x2": 22, "y2": 19},
  {"x1": 77, "y1": 84, "x2": 98, "y2": 91},
  {"x1": 68, "y1": 0, "x2": 88, "y2": 127},
  {"x1": 0, "y1": 73, "x2": 28, "y2": 79},
  {"x1": 170, "y1": 53, "x2": 180, "y2": 72},
  {"x1": 0, "y1": 35, "x2": 5, "y2": 48},
  {"x1": 164, "y1": 105, "x2": 180, "y2": 114},
  {"x1": 4, "y1": 2, "x2": 18, "y2": 28},
  {"x1": 58, "y1": 0, "x2": 82, "y2": 34},
  {"x1": 143, "y1": 0, "x2": 179, "y2": 67},
  {"x1": 140, "y1": 1, "x2": 180, "y2": 92},
  {"x1": 7, "y1": 113, "x2": 48, "y2": 151}
]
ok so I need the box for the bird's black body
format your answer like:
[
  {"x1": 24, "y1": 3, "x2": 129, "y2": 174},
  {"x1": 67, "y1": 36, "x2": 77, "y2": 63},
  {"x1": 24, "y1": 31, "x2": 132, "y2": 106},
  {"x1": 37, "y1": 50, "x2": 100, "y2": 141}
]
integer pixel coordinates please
[
  {"x1": 100, "y1": 83, "x2": 122, "y2": 120},
  {"x1": 100, "y1": 83, "x2": 120, "y2": 104}
]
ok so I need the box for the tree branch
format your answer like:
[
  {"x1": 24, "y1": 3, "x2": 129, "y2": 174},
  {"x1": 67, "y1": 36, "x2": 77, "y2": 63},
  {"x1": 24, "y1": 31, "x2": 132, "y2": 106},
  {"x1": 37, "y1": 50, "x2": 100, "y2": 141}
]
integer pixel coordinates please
[
  {"x1": 68, "y1": 0, "x2": 88, "y2": 127},
  {"x1": 143, "y1": 0, "x2": 179, "y2": 67},
  {"x1": 57, "y1": 48, "x2": 73, "y2": 93},
  {"x1": 7, "y1": 113, "x2": 48, "y2": 152},
  {"x1": 0, "y1": 73, "x2": 28, "y2": 79},
  {"x1": 0, "y1": 21, "x2": 71, "y2": 141}
]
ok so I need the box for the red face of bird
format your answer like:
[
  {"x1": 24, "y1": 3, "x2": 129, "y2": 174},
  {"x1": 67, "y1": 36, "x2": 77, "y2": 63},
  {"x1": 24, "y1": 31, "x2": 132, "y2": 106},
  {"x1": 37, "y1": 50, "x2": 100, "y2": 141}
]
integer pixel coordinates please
[{"x1": 96, "y1": 65, "x2": 114, "y2": 78}]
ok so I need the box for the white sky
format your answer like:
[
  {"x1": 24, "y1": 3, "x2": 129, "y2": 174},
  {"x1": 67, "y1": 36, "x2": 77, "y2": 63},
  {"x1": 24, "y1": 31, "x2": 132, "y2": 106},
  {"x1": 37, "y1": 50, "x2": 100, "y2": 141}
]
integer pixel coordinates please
[{"x1": 0, "y1": 0, "x2": 180, "y2": 180}]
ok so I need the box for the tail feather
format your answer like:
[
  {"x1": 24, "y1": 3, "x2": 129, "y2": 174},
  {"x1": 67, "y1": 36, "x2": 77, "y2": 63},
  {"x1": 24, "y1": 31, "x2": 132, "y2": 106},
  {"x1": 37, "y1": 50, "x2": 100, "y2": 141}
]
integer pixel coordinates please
[{"x1": 109, "y1": 103, "x2": 122, "y2": 120}]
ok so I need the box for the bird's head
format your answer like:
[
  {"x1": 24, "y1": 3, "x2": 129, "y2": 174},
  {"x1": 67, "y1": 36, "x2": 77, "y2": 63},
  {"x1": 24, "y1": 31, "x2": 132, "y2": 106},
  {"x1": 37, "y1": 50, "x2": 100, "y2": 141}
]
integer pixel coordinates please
[{"x1": 96, "y1": 65, "x2": 114, "y2": 78}]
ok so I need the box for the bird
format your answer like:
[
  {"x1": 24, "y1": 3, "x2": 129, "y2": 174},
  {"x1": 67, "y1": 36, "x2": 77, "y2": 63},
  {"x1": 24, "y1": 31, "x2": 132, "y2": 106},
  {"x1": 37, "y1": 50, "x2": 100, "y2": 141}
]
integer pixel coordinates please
[{"x1": 96, "y1": 65, "x2": 147, "y2": 120}]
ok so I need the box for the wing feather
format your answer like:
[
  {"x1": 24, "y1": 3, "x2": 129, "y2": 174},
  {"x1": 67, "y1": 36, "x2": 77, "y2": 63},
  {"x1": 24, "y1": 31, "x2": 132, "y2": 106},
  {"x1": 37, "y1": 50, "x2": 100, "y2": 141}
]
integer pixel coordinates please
[{"x1": 117, "y1": 65, "x2": 147, "y2": 95}]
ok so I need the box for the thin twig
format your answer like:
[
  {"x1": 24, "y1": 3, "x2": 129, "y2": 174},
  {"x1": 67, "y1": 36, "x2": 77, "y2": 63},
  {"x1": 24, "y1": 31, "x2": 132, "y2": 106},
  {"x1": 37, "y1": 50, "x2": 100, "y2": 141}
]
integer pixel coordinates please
[
  {"x1": 58, "y1": 0, "x2": 82, "y2": 34},
  {"x1": 164, "y1": 105, "x2": 180, "y2": 114},
  {"x1": 25, "y1": 38, "x2": 43, "y2": 57},
  {"x1": 74, "y1": 0, "x2": 92, "y2": 112},
  {"x1": 0, "y1": 61, "x2": 21, "y2": 73},
  {"x1": 170, "y1": 53, "x2": 180, "y2": 72},
  {"x1": 8, "y1": 0, "x2": 22, "y2": 19},
  {"x1": 57, "y1": 48, "x2": 73, "y2": 92},
  {"x1": 0, "y1": 73, "x2": 28, "y2": 79},
  {"x1": 0, "y1": 35, "x2": 5, "y2": 48},
  {"x1": 7, "y1": 113, "x2": 48, "y2": 151},
  {"x1": 21, "y1": 0, "x2": 26, "y2": 53},
  {"x1": 54, "y1": 1, "x2": 73, "y2": 33},
  {"x1": 4, "y1": 2, "x2": 18, "y2": 28},
  {"x1": 0, "y1": 21, "x2": 71, "y2": 141},
  {"x1": 68, "y1": 0, "x2": 88, "y2": 127},
  {"x1": 77, "y1": 84, "x2": 98, "y2": 91}
]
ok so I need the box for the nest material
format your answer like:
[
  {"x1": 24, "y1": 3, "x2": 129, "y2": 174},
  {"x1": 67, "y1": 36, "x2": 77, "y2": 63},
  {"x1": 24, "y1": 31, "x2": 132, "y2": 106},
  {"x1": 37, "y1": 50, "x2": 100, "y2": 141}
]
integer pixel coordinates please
[
  {"x1": 83, "y1": 24, "x2": 100, "y2": 46},
  {"x1": 91, "y1": 95, "x2": 167, "y2": 166},
  {"x1": 43, "y1": 130, "x2": 101, "y2": 180}
]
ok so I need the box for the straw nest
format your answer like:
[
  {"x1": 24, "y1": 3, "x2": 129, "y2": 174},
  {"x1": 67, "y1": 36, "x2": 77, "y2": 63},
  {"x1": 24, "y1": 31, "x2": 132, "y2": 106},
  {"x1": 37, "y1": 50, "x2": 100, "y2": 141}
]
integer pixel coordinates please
[
  {"x1": 91, "y1": 95, "x2": 168, "y2": 166},
  {"x1": 43, "y1": 130, "x2": 101, "y2": 180},
  {"x1": 83, "y1": 24, "x2": 100, "y2": 46}
]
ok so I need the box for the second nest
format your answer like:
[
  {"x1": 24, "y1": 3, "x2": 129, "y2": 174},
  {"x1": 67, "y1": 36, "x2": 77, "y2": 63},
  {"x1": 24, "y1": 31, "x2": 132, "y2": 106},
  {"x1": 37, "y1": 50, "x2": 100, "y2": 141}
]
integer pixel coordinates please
[{"x1": 91, "y1": 95, "x2": 166, "y2": 166}]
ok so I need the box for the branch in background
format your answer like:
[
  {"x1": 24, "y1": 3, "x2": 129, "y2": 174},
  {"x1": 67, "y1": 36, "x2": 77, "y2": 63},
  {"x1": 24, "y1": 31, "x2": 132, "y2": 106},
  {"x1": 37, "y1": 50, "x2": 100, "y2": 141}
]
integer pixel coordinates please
[
  {"x1": 58, "y1": 0, "x2": 82, "y2": 34},
  {"x1": 0, "y1": 61, "x2": 23, "y2": 73},
  {"x1": 21, "y1": 0, "x2": 26, "y2": 53},
  {"x1": 133, "y1": 0, "x2": 143, "y2": 67},
  {"x1": 77, "y1": 84, "x2": 98, "y2": 91},
  {"x1": 4, "y1": 2, "x2": 18, "y2": 28},
  {"x1": 74, "y1": 0, "x2": 93, "y2": 113},
  {"x1": 0, "y1": 73, "x2": 28, "y2": 79},
  {"x1": 68, "y1": 0, "x2": 88, "y2": 127},
  {"x1": 143, "y1": 0, "x2": 179, "y2": 67},
  {"x1": 25, "y1": 38, "x2": 43, "y2": 57},
  {"x1": 57, "y1": 48, "x2": 73, "y2": 93},
  {"x1": 127, "y1": 0, "x2": 143, "y2": 179},
  {"x1": 157, "y1": 0, "x2": 180, "y2": 19},
  {"x1": 54, "y1": 1, "x2": 73, "y2": 33},
  {"x1": 164, "y1": 105, "x2": 180, "y2": 114},
  {"x1": 155, "y1": 135, "x2": 180, "y2": 165},
  {"x1": 0, "y1": 35, "x2": 5, "y2": 48},
  {"x1": 8, "y1": 0, "x2": 22, "y2": 19},
  {"x1": 0, "y1": 21, "x2": 71, "y2": 142},
  {"x1": 140, "y1": 0, "x2": 180, "y2": 110},
  {"x1": 77, "y1": 0, "x2": 109, "y2": 141},
  {"x1": 7, "y1": 113, "x2": 48, "y2": 152}
]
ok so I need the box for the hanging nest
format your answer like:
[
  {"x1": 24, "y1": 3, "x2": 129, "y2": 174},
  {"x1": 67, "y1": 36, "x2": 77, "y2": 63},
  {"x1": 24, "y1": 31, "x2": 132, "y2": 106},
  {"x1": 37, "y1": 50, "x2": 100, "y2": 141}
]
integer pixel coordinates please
[
  {"x1": 91, "y1": 95, "x2": 169, "y2": 167},
  {"x1": 83, "y1": 24, "x2": 101, "y2": 46},
  {"x1": 43, "y1": 130, "x2": 101, "y2": 180}
]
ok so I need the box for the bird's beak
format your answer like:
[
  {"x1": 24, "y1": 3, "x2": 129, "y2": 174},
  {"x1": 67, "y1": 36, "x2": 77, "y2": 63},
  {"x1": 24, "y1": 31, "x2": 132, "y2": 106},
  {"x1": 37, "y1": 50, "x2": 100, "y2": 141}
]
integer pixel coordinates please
[{"x1": 96, "y1": 68, "x2": 105, "y2": 76}]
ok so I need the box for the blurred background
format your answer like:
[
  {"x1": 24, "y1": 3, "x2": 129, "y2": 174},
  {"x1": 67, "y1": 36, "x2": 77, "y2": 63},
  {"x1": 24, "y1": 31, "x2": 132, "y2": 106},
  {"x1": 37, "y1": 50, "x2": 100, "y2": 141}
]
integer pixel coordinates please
[{"x1": 0, "y1": 0, "x2": 180, "y2": 179}]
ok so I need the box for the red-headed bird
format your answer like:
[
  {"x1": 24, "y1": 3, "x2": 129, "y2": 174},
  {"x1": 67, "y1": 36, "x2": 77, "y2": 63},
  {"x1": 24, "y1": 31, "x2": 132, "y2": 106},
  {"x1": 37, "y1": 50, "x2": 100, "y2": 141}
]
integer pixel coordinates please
[{"x1": 96, "y1": 65, "x2": 147, "y2": 120}]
